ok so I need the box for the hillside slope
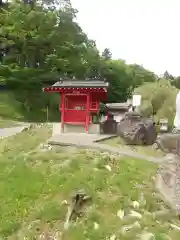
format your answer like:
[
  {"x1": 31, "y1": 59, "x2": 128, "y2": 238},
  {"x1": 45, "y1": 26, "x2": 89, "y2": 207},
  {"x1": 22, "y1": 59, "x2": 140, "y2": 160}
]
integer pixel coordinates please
[{"x1": 0, "y1": 91, "x2": 59, "y2": 122}]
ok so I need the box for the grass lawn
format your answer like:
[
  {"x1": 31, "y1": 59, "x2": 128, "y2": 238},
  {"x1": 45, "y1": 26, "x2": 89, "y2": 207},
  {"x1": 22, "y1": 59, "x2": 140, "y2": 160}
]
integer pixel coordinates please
[
  {"x1": 103, "y1": 137, "x2": 165, "y2": 157},
  {"x1": 0, "y1": 126, "x2": 179, "y2": 239}
]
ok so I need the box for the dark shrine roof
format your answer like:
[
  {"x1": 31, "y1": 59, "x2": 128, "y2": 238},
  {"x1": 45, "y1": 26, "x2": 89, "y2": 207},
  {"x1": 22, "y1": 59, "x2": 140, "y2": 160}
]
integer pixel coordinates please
[{"x1": 52, "y1": 80, "x2": 109, "y2": 88}]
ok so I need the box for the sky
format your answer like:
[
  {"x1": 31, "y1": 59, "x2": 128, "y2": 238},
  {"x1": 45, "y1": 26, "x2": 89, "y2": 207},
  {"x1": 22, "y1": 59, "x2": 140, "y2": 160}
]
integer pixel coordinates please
[{"x1": 71, "y1": 0, "x2": 180, "y2": 76}]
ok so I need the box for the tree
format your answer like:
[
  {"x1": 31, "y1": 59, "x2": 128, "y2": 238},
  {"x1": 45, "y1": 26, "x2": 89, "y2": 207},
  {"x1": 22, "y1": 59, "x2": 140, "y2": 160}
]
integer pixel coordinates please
[
  {"x1": 172, "y1": 76, "x2": 180, "y2": 89},
  {"x1": 129, "y1": 64, "x2": 157, "y2": 89},
  {"x1": 0, "y1": 0, "x2": 98, "y2": 117},
  {"x1": 102, "y1": 48, "x2": 112, "y2": 60},
  {"x1": 101, "y1": 60, "x2": 133, "y2": 102},
  {"x1": 134, "y1": 79, "x2": 178, "y2": 128},
  {"x1": 0, "y1": 0, "x2": 163, "y2": 121},
  {"x1": 163, "y1": 70, "x2": 174, "y2": 80},
  {"x1": 0, "y1": 0, "x2": 95, "y2": 80}
]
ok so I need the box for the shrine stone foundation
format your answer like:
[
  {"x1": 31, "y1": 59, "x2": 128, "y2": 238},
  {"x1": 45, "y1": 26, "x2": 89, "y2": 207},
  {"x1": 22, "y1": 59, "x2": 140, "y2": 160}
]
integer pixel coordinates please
[{"x1": 52, "y1": 122, "x2": 100, "y2": 135}]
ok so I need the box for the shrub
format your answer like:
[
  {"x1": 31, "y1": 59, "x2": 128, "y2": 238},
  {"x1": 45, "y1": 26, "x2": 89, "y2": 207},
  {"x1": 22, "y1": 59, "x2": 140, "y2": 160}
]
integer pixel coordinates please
[{"x1": 134, "y1": 79, "x2": 178, "y2": 128}]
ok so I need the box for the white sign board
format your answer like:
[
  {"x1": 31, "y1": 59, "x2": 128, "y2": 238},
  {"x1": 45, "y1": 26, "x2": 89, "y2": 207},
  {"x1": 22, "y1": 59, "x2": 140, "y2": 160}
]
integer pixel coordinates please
[{"x1": 132, "y1": 94, "x2": 141, "y2": 107}]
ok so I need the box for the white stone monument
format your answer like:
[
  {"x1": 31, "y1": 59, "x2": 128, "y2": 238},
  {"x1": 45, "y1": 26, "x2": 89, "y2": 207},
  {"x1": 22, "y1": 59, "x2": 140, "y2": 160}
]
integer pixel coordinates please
[{"x1": 174, "y1": 91, "x2": 180, "y2": 130}]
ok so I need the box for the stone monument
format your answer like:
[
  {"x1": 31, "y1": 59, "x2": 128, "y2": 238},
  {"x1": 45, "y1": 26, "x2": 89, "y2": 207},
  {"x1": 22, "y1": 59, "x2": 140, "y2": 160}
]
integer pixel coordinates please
[{"x1": 117, "y1": 112, "x2": 157, "y2": 145}]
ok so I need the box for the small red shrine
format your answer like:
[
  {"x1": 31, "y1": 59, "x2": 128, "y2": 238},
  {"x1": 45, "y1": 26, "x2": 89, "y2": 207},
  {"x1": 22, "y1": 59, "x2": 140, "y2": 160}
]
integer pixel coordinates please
[{"x1": 43, "y1": 79, "x2": 109, "y2": 133}]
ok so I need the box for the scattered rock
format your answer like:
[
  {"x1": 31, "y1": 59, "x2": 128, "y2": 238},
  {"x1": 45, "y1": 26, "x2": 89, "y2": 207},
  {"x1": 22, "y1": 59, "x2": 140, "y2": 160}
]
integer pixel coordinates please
[
  {"x1": 39, "y1": 229, "x2": 62, "y2": 240},
  {"x1": 151, "y1": 176, "x2": 156, "y2": 181},
  {"x1": 93, "y1": 222, "x2": 99, "y2": 230},
  {"x1": 139, "y1": 232, "x2": 154, "y2": 240},
  {"x1": 139, "y1": 193, "x2": 146, "y2": 207},
  {"x1": 63, "y1": 221, "x2": 70, "y2": 230},
  {"x1": 120, "y1": 225, "x2": 132, "y2": 235},
  {"x1": 109, "y1": 154, "x2": 119, "y2": 161},
  {"x1": 129, "y1": 210, "x2": 142, "y2": 219},
  {"x1": 117, "y1": 209, "x2": 124, "y2": 219},
  {"x1": 109, "y1": 234, "x2": 116, "y2": 240},
  {"x1": 99, "y1": 152, "x2": 119, "y2": 161},
  {"x1": 105, "y1": 165, "x2": 112, "y2": 171},
  {"x1": 131, "y1": 200, "x2": 140, "y2": 208},
  {"x1": 93, "y1": 167, "x2": 100, "y2": 172},
  {"x1": 132, "y1": 221, "x2": 141, "y2": 229},
  {"x1": 61, "y1": 200, "x2": 68, "y2": 205},
  {"x1": 170, "y1": 223, "x2": 180, "y2": 231},
  {"x1": 120, "y1": 221, "x2": 141, "y2": 235},
  {"x1": 39, "y1": 143, "x2": 52, "y2": 152}
]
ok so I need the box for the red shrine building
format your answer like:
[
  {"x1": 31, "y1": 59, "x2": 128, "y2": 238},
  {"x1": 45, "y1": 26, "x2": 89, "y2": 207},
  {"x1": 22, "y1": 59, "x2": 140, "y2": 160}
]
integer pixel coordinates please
[{"x1": 43, "y1": 80, "x2": 109, "y2": 133}]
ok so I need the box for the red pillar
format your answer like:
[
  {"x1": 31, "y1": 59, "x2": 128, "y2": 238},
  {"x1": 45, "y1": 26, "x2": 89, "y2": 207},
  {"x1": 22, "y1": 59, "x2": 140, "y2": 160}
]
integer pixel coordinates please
[
  {"x1": 85, "y1": 94, "x2": 90, "y2": 133},
  {"x1": 61, "y1": 93, "x2": 65, "y2": 133}
]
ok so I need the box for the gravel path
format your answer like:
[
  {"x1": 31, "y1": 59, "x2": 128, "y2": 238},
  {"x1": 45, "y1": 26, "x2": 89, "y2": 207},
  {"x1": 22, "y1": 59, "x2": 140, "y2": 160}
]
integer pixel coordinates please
[
  {"x1": 48, "y1": 133, "x2": 166, "y2": 163},
  {"x1": 0, "y1": 124, "x2": 168, "y2": 163},
  {"x1": 0, "y1": 123, "x2": 30, "y2": 138}
]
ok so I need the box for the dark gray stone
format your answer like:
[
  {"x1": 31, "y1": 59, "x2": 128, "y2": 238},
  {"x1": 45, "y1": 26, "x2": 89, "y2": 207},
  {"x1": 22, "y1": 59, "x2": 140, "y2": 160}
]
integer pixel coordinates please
[{"x1": 117, "y1": 112, "x2": 157, "y2": 145}]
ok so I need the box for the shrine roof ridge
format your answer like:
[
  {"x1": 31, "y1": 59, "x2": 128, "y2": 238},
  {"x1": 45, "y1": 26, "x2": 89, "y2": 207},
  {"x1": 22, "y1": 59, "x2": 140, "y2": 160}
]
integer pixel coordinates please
[
  {"x1": 106, "y1": 102, "x2": 132, "y2": 109},
  {"x1": 52, "y1": 80, "x2": 109, "y2": 88}
]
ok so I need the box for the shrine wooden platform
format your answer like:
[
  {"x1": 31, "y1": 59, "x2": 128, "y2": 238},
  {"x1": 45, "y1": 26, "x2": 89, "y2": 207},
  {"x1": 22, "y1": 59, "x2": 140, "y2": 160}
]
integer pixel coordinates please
[{"x1": 48, "y1": 133, "x2": 116, "y2": 147}]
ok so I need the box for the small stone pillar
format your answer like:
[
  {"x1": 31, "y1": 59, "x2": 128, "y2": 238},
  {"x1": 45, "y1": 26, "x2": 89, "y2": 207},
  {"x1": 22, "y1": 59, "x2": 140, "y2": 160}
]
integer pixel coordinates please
[{"x1": 52, "y1": 123, "x2": 61, "y2": 136}]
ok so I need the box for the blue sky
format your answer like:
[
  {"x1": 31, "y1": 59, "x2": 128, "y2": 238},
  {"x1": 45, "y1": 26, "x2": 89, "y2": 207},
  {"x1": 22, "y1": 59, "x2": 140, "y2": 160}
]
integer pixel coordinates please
[{"x1": 71, "y1": 0, "x2": 180, "y2": 76}]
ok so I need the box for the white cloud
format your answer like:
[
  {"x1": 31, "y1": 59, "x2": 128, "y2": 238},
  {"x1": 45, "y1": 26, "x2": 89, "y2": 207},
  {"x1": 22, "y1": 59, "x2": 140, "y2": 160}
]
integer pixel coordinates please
[{"x1": 71, "y1": 0, "x2": 180, "y2": 76}]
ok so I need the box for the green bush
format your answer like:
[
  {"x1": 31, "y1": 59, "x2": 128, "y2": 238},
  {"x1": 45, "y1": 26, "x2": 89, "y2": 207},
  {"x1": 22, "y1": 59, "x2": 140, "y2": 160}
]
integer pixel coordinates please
[{"x1": 134, "y1": 79, "x2": 178, "y2": 128}]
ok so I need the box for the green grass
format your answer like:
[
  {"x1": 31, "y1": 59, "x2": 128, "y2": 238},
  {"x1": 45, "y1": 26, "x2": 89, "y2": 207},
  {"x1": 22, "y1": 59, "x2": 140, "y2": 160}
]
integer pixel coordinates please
[
  {"x1": 0, "y1": 126, "x2": 180, "y2": 239},
  {"x1": 103, "y1": 137, "x2": 165, "y2": 157}
]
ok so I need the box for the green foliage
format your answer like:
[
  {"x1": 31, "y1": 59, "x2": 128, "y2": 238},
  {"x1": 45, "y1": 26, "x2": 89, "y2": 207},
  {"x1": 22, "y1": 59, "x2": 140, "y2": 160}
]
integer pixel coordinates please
[
  {"x1": 0, "y1": 0, "x2": 159, "y2": 121},
  {"x1": 134, "y1": 79, "x2": 178, "y2": 127},
  {"x1": 0, "y1": 0, "x2": 100, "y2": 120},
  {"x1": 172, "y1": 76, "x2": 180, "y2": 89},
  {"x1": 102, "y1": 59, "x2": 133, "y2": 102},
  {"x1": 129, "y1": 64, "x2": 157, "y2": 89},
  {"x1": 102, "y1": 48, "x2": 112, "y2": 60}
]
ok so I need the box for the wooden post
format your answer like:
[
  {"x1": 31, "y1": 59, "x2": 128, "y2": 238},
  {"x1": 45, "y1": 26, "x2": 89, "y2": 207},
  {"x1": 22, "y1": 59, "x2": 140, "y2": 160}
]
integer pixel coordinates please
[
  {"x1": 85, "y1": 94, "x2": 90, "y2": 133},
  {"x1": 61, "y1": 94, "x2": 65, "y2": 133}
]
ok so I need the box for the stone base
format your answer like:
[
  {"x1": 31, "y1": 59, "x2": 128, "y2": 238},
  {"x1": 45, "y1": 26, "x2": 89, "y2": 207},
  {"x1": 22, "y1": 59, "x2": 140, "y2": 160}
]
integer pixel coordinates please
[
  {"x1": 52, "y1": 122, "x2": 100, "y2": 136},
  {"x1": 156, "y1": 158, "x2": 180, "y2": 213}
]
